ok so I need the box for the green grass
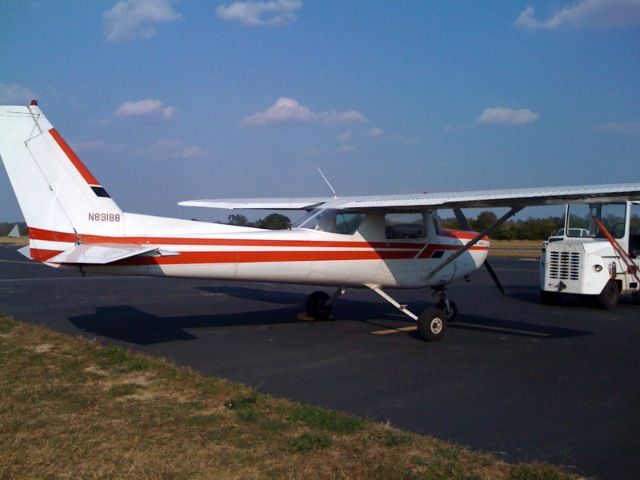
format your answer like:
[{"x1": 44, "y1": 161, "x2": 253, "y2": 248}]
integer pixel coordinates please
[{"x1": 0, "y1": 315, "x2": 582, "y2": 480}]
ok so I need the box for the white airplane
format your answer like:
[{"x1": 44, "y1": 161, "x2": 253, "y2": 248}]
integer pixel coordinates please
[{"x1": 1, "y1": 102, "x2": 639, "y2": 341}]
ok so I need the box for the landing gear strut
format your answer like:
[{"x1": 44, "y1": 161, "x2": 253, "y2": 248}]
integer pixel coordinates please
[
  {"x1": 366, "y1": 284, "x2": 451, "y2": 342},
  {"x1": 432, "y1": 287, "x2": 457, "y2": 323}
]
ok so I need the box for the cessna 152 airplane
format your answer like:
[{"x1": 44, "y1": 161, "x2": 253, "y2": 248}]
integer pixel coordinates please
[{"x1": 1, "y1": 102, "x2": 639, "y2": 341}]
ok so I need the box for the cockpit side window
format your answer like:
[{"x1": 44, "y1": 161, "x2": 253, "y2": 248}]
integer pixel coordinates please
[
  {"x1": 293, "y1": 209, "x2": 364, "y2": 235},
  {"x1": 385, "y1": 213, "x2": 425, "y2": 239}
]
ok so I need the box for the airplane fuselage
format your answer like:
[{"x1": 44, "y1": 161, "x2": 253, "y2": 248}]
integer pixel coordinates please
[{"x1": 30, "y1": 211, "x2": 489, "y2": 289}]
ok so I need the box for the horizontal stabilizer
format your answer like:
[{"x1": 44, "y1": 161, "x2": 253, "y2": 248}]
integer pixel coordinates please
[
  {"x1": 47, "y1": 243, "x2": 177, "y2": 265},
  {"x1": 179, "y1": 197, "x2": 331, "y2": 211}
]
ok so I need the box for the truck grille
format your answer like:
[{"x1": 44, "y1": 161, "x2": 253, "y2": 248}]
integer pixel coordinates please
[{"x1": 548, "y1": 251, "x2": 581, "y2": 281}]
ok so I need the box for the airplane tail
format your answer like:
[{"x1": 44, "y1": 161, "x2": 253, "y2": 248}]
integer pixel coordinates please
[{"x1": 0, "y1": 103, "x2": 125, "y2": 259}]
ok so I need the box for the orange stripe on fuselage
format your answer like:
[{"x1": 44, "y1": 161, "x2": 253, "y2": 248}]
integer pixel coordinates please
[
  {"x1": 49, "y1": 129, "x2": 100, "y2": 185},
  {"x1": 439, "y1": 229, "x2": 489, "y2": 241}
]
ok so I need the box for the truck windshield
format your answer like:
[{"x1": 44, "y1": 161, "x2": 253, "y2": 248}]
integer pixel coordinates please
[{"x1": 566, "y1": 203, "x2": 627, "y2": 239}]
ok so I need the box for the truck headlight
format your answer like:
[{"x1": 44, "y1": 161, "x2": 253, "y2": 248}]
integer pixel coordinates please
[{"x1": 593, "y1": 264, "x2": 603, "y2": 272}]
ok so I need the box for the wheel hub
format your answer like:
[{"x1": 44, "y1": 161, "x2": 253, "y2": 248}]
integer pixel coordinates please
[{"x1": 430, "y1": 317, "x2": 443, "y2": 334}]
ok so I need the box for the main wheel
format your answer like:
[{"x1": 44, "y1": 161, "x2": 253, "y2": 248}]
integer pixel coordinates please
[
  {"x1": 632, "y1": 290, "x2": 640, "y2": 305},
  {"x1": 306, "y1": 290, "x2": 332, "y2": 320},
  {"x1": 436, "y1": 300, "x2": 458, "y2": 322},
  {"x1": 595, "y1": 280, "x2": 620, "y2": 309},
  {"x1": 417, "y1": 308, "x2": 448, "y2": 342},
  {"x1": 540, "y1": 290, "x2": 562, "y2": 305}
]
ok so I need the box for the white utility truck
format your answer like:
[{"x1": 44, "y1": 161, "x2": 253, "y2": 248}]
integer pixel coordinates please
[{"x1": 540, "y1": 201, "x2": 640, "y2": 308}]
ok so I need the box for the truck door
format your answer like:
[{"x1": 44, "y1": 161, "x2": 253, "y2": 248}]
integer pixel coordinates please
[{"x1": 630, "y1": 202, "x2": 640, "y2": 258}]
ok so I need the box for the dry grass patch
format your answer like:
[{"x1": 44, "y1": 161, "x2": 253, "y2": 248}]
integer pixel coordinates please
[
  {"x1": 0, "y1": 236, "x2": 28, "y2": 245},
  {"x1": 489, "y1": 240, "x2": 543, "y2": 258},
  {"x1": 0, "y1": 315, "x2": 582, "y2": 479}
]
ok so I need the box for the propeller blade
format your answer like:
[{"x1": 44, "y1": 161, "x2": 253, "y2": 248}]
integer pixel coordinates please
[{"x1": 484, "y1": 260, "x2": 506, "y2": 295}]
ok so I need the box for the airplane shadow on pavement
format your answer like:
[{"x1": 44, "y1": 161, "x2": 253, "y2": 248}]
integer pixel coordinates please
[{"x1": 67, "y1": 294, "x2": 592, "y2": 346}]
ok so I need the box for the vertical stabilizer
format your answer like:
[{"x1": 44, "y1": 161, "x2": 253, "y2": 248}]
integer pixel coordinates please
[{"x1": 0, "y1": 104, "x2": 124, "y2": 259}]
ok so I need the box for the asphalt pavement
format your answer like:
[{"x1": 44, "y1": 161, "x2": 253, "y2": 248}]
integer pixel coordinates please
[{"x1": 0, "y1": 245, "x2": 638, "y2": 479}]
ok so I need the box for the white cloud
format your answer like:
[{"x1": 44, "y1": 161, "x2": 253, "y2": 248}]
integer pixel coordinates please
[
  {"x1": 240, "y1": 98, "x2": 367, "y2": 127},
  {"x1": 595, "y1": 122, "x2": 640, "y2": 137},
  {"x1": 216, "y1": 0, "x2": 302, "y2": 26},
  {"x1": 336, "y1": 131, "x2": 352, "y2": 142},
  {"x1": 153, "y1": 139, "x2": 206, "y2": 158},
  {"x1": 0, "y1": 83, "x2": 36, "y2": 104},
  {"x1": 103, "y1": 0, "x2": 181, "y2": 42},
  {"x1": 114, "y1": 99, "x2": 176, "y2": 119},
  {"x1": 368, "y1": 127, "x2": 384, "y2": 137},
  {"x1": 476, "y1": 107, "x2": 540, "y2": 126},
  {"x1": 334, "y1": 144, "x2": 355, "y2": 154},
  {"x1": 514, "y1": 0, "x2": 640, "y2": 30}
]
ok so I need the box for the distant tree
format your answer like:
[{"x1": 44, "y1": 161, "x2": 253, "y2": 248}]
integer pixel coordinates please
[
  {"x1": 227, "y1": 214, "x2": 249, "y2": 226},
  {"x1": 472, "y1": 211, "x2": 498, "y2": 232},
  {"x1": 255, "y1": 213, "x2": 291, "y2": 230}
]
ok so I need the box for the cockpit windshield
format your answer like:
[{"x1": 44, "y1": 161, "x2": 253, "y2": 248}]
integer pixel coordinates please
[{"x1": 293, "y1": 208, "x2": 364, "y2": 235}]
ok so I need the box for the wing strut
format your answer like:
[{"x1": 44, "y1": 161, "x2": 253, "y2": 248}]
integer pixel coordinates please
[
  {"x1": 428, "y1": 207, "x2": 523, "y2": 279},
  {"x1": 454, "y1": 208, "x2": 506, "y2": 294}
]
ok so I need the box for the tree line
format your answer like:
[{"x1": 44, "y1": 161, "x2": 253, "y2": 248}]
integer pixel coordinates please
[{"x1": 440, "y1": 212, "x2": 565, "y2": 240}]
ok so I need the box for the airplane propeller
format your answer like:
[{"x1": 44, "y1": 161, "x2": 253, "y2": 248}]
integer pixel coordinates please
[{"x1": 453, "y1": 208, "x2": 506, "y2": 295}]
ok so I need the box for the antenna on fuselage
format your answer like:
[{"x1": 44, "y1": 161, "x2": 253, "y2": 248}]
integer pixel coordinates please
[{"x1": 316, "y1": 167, "x2": 338, "y2": 199}]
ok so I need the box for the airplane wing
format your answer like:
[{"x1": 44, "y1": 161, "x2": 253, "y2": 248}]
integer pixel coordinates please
[
  {"x1": 334, "y1": 182, "x2": 640, "y2": 210},
  {"x1": 178, "y1": 197, "x2": 331, "y2": 210},
  {"x1": 180, "y1": 183, "x2": 640, "y2": 211},
  {"x1": 44, "y1": 244, "x2": 178, "y2": 265}
]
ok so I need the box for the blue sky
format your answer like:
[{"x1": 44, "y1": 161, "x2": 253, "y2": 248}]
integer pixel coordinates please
[{"x1": 1, "y1": 0, "x2": 639, "y2": 223}]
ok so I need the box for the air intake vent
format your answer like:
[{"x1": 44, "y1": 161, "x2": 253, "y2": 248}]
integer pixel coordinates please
[{"x1": 549, "y1": 251, "x2": 581, "y2": 281}]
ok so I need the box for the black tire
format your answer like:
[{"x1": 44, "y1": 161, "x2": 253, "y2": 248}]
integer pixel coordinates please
[
  {"x1": 417, "y1": 308, "x2": 448, "y2": 342},
  {"x1": 595, "y1": 280, "x2": 620, "y2": 310},
  {"x1": 540, "y1": 290, "x2": 562, "y2": 305},
  {"x1": 436, "y1": 300, "x2": 458, "y2": 322},
  {"x1": 306, "y1": 290, "x2": 332, "y2": 320},
  {"x1": 632, "y1": 290, "x2": 640, "y2": 306}
]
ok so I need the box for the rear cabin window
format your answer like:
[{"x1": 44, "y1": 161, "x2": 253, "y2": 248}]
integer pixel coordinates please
[{"x1": 385, "y1": 213, "x2": 425, "y2": 239}]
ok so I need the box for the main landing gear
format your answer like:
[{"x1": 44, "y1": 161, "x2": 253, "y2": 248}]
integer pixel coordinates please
[
  {"x1": 366, "y1": 284, "x2": 457, "y2": 341},
  {"x1": 305, "y1": 287, "x2": 346, "y2": 321},
  {"x1": 304, "y1": 285, "x2": 458, "y2": 341}
]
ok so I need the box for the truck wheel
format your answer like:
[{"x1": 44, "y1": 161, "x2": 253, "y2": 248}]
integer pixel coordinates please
[
  {"x1": 595, "y1": 280, "x2": 620, "y2": 310},
  {"x1": 540, "y1": 290, "x2": 561, "y2": 305},
  {"x1": 417, "y1": 308, "x2": 448, "y2": 342},
  {"x1": 632, "y1": 290, "x2": 640, "y2": 305}
]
